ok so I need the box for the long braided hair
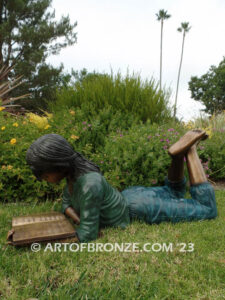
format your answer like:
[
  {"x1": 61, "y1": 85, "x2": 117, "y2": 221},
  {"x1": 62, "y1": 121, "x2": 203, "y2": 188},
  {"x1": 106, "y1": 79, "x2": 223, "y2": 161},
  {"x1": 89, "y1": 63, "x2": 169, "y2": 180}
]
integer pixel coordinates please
[{"x1": 26, "y1": 134, "x2": 101, "y2": 181}]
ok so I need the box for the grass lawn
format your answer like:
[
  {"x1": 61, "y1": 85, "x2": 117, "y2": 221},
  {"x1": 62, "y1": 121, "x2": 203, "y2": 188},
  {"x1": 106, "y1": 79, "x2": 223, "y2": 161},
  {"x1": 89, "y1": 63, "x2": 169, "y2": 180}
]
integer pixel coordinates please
[{"x1": 0, "y1": 190, "x2": 224, "y2": 300}]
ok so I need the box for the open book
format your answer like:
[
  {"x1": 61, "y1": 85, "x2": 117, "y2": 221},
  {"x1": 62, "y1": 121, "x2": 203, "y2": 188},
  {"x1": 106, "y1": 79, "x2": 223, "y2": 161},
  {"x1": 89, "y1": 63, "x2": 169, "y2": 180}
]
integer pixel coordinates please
[{"x1": 7, "y1": 211, "x2": 76, "y2": 246}]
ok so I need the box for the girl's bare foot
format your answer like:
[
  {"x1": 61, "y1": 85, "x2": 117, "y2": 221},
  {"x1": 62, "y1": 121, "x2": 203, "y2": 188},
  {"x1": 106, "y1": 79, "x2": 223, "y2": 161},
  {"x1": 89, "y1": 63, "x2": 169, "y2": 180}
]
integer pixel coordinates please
[{"x1": 168, "y1": 130, "x2": 208, "y2": 157}]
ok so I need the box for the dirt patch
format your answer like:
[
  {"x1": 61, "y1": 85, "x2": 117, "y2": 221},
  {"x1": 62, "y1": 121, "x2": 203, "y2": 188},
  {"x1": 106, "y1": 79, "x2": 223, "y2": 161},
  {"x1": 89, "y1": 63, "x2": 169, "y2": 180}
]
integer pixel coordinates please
[{"x1": 211, "y1": 180, "x2": 225, "y2": 191}]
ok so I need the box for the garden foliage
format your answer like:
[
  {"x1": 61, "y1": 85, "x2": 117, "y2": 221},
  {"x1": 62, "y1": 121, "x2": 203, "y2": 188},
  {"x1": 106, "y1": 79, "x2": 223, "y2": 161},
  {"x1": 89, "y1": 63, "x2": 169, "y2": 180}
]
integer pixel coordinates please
[
  {"x1": 0, "y1": 101, "x2": 224, "y2": 202},
  {"x1": 189, "y1": 57, "x2": 225, "y2": 114},
  {"x1": 0, "y1": 0, "x2": 77, "y2": 107},
  {"x1": 53, "y1": 71, "x2": 172, "y2": 124}
]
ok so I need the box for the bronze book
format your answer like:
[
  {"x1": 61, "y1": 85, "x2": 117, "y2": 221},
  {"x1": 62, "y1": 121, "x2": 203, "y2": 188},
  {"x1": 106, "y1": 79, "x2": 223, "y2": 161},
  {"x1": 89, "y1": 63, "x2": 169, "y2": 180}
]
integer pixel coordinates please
[{"x1": 7, "y1": 211, "x2": 76, "y2": 246}]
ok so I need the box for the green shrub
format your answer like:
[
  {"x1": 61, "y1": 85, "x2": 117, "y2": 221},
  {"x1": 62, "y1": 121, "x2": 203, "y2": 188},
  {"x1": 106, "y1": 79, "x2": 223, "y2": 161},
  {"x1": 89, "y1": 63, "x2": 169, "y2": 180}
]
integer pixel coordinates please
[
  {"x1": 95, "y1": 122, "x2": 186, "y2": 190},
  {"x1": 198, "y1": 131, "x2": 225, "y2": 181},
  {"x1": 0, "y1": 106, "x2": 138, "y2": 202},
  {"x1": 184, "y1": 112, "x2": 225, "y2": 181},
  {"x1": 50, "y1": 105, "x2": 139, "y2": 153},
  {"x1": 0, "y1": 109, "x2": 64, "y2": 202},
  {"x1": 0, "y1": 104, "x2": 224, "y2": 203},
  {"x1": 52, "y1": 71, "x2": 172, "y2": 124}
]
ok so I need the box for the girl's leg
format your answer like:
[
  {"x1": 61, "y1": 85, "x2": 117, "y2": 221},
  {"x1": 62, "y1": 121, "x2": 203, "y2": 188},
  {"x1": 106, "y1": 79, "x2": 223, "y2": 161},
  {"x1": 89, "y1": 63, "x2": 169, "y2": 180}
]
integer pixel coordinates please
[
  {"x1": 165, "y1": 131, "x2": 217, "y2": 221},
  {"x1": 124, "y1": 130, "x2": 217, "y2": 224},
  {"x1": 185, "y1": 144, "x2": 217, "y2": 218},
  {"x1": 166, "y1": 130, "x2": 207, "y2": 199},
  {"x1": 168, "y1": 155, "x2": 184, "y2": 182},
  {"x1": 168, "y1": 129, "x2": 207, "y2": 183},
  {"x1": 186, "y1": 144, "x2": 207, "y2": 185}
]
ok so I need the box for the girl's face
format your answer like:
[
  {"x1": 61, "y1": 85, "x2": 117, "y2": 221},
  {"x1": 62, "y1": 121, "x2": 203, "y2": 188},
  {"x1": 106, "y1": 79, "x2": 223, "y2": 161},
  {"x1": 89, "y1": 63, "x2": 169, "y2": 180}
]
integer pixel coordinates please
[{"x1": 41, "y1": 171, "x2": 67, "y2": 183}]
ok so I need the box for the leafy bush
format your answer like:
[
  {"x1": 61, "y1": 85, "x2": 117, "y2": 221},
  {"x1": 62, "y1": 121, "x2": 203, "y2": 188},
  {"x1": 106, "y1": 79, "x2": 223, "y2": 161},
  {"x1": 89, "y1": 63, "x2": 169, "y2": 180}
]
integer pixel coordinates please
[
  {"x1": 95, "y1": 122, "x2": 186, "y2": 190},
  {"x1": 0, "y1": 107, "x2": 63, "y2": 202},
  {"x1": 0, "y1": 103, "x2": 224, "y2": 203},
  {"x1": 197, "y1": 131, "x2": 225, "y2": 181},
  {"x1": 50, "y1": 105, "x2": 139, "y2": 153},
  {"x1": 52, "y1": 71, "x2": 172, "y2": 124},
  {"x1": 183, "y1": 112, "x2": 225, "y2": 180},
  {"x1": 0, "y1": 105, "x2": 139, "y2": 202}
]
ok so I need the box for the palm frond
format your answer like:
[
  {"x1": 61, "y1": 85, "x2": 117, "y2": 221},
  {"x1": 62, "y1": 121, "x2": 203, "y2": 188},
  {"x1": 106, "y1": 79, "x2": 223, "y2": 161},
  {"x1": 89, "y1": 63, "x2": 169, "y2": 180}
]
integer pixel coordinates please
[
  {"x1": 0, "y1": 62, "x2": 30, "y2": 106},
  {"x1": 179, "y1": 22, "x2": 191, "y2": 32},
  {"x1": 156, "y1": 9, "x2": 171, "y2": 21}
]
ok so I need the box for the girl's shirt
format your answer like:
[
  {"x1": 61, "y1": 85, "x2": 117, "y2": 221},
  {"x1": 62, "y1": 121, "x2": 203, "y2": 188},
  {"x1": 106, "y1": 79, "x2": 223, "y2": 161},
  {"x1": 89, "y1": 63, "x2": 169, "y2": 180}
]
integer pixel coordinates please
[{"x1": 61, "y1": 172, "x2": 130, "y2": 242}]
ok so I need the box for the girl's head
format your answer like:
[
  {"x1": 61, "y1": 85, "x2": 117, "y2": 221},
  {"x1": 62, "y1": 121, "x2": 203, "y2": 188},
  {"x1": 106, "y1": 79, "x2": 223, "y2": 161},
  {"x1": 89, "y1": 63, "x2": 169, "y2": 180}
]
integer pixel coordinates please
[{"x1": 26, "y1": 134, "x2": 101, "y2": 182}]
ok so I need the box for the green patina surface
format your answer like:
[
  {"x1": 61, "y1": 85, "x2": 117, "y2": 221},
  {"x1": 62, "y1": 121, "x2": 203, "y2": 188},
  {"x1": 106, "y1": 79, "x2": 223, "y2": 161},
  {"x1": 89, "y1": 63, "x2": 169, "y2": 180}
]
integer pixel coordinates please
[{"x1": 62, "y1": 172, "x2": 218, "y2": 243}]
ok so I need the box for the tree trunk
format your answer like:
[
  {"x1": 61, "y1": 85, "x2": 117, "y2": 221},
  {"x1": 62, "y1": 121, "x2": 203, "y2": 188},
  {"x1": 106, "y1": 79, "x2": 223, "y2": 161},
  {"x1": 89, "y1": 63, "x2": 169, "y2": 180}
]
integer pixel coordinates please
[
  {"x1": 160, "y1": 19, "x2": 163, "y2": 91},
  {"x1": 0, "y1": 0, "x2": 4, "y2": 63},
  {"x1": 174, "y1": 32, "x2": 185, "y2": 118}
]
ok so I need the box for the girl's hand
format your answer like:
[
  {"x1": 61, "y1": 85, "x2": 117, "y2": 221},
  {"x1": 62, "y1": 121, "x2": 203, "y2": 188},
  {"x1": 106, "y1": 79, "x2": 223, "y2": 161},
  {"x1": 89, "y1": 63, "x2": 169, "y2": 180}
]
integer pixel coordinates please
[
  {"x1": 7, "y1": 229, "x2": 15, "y2": 241},
  {"x1": 65, "y1": 207, "x2": 80, "y2": 225}
]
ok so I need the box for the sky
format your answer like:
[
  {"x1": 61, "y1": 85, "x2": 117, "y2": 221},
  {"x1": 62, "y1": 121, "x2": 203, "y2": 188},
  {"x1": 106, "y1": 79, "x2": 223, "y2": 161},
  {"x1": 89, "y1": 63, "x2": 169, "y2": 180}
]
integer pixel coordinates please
[{"x1": 47, "y1": 0, "x2": 225, "y2": 121}]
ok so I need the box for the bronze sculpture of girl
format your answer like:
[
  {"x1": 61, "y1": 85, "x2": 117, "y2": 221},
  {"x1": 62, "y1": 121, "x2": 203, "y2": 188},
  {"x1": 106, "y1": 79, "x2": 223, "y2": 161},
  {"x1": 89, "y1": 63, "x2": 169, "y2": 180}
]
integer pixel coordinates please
[{"x1": 26, "y1": 130, "x2": 217, "y2": 242}]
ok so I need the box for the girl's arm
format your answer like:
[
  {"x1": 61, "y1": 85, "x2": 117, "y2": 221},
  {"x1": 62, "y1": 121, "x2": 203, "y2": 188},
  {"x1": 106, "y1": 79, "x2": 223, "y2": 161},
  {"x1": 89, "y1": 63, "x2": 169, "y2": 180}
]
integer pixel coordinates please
[{"x1": 65, "y1": 207, "x2": 80, "y2": 225}]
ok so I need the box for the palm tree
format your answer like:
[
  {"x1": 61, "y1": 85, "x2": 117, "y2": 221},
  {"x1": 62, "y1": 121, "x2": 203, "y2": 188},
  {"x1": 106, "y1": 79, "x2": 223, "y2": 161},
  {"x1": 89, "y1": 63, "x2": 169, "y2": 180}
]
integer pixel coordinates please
[
  {"x1": 156, "y1": 9, "x2": 171, "y2": 91},
  {"x1": 174, "y1": 22, "x2": 191, "y2": 118}
]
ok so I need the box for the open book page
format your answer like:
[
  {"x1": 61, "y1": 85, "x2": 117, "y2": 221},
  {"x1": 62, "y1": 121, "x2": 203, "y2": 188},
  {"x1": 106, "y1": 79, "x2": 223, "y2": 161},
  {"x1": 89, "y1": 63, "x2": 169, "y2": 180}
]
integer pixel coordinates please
[
  {"x1": 12, "y1": 211, "x2": 66, "y2": 227},
  {"x1": 12, "y1": 219, "x2": 76, "y2": 245},
  {"x1": 7, "y1": 211, "x2": 77, "y2": 245}
]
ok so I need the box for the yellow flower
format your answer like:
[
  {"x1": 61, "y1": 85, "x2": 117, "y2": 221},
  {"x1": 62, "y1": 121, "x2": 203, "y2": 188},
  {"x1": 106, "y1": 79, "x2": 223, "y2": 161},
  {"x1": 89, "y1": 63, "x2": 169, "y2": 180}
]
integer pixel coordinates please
[
  {"x1": 184, "y1": 120, "x2": 194, "y2": 129},
  {"x1": 26, "y1": 112, "x2": 49, "y2": 129},
  {"x1": 13, "y1": 122, "x2": 19, "y2": 127},
  {"x1": 1, "y1": 165, "x2": 6, "y2": 169},
  {"x1": 70, "y1": 110, "x2": 75, "y2": 116},
  {"x1": 7, "y1": 165, "x2": 13, "y2": 170},
  {"x1": 0, "y1": 106, "x2": 5, "y2": 111},
  {"x1": 202, "y1": 126, "x2": 213, "y2": 139},
  {"x1": 205, "y1": 128, "x2": 213, "y2": 139},
  {"x1": 23, "y1": 121, "x2": 27, "y2": 125},
  {"x1": 44, "y1": 124, "x2": 51, "y2": 130},
  {"x1": 10, "y1": 138, "x2": 17, "y2": 145},
  {"x1": 71, "y1": 135, "x2": 79, "y2": 140},
  {"x1": 1, "y1": 126, "x2": 5, "y2": 130}
]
